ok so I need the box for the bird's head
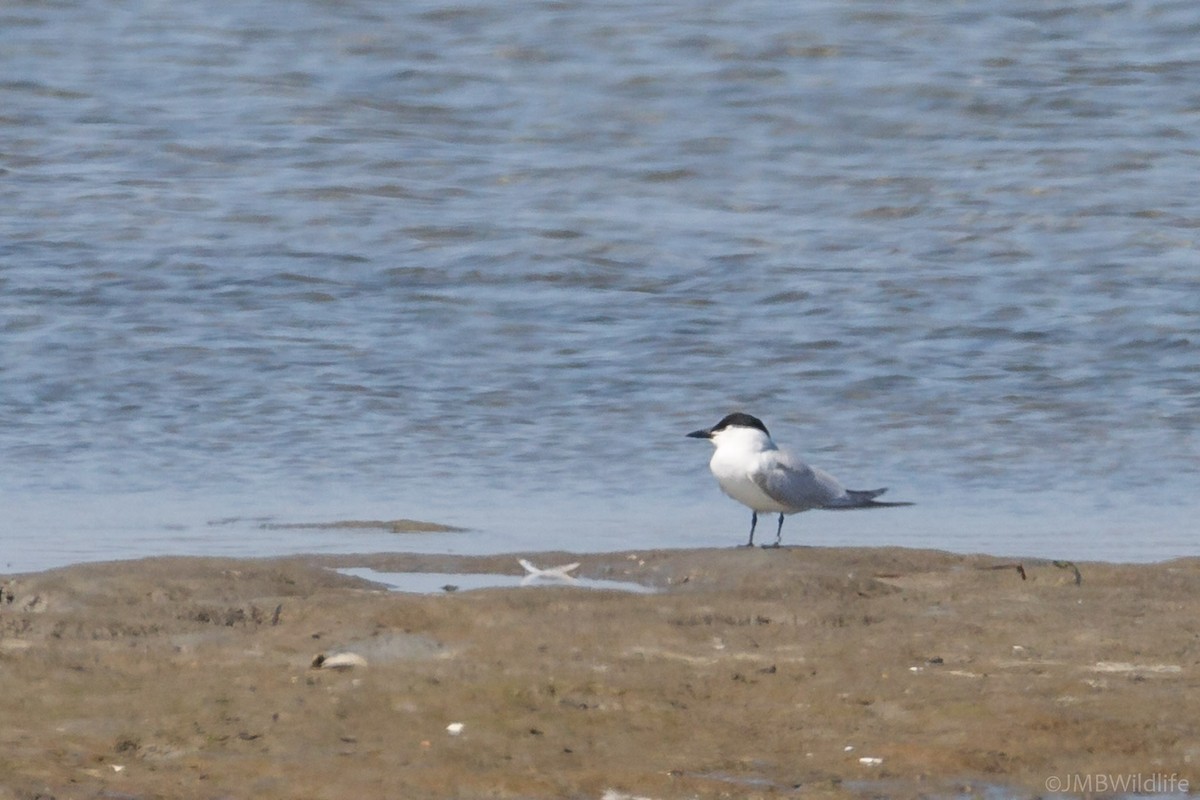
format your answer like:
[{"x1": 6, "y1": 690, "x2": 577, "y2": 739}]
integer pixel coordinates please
[{"x1": 687, "y1": 413, "x2": 772, "y2": 447}]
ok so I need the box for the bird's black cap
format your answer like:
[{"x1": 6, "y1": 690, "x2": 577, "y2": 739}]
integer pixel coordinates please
[{"x1": 687, "y1": 412, "x2": 770, "y2": 439}]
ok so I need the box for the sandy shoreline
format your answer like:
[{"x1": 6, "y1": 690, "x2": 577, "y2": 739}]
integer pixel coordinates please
[{"x1": 2, "y1": 545, "x2": 1198, "y2": 799}]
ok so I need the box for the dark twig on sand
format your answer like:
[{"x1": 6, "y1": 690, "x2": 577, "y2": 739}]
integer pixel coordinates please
[
  {"x1": 980, "y1": 563, "x2": 1027, "y2": 580},
  {"x1": 1053, "y1": 560, "x2": 1083, "y2": 586}
]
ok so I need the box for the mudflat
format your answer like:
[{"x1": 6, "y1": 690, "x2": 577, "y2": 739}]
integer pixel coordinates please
[{"x1": 2, "y1": 546, "x2": 1198, "y2": 799}]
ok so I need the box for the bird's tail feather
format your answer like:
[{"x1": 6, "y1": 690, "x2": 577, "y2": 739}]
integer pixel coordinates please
[{"x1": 826, "y1": 487, "x2": 914, "y2": 510}]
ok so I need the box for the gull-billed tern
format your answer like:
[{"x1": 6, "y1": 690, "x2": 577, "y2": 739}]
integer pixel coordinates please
[{"x1": 688, "y1": 412, "x2": 912, "y2": 548}]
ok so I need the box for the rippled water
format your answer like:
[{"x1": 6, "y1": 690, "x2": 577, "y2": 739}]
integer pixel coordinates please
[{"x1": 3, "y1": 0, "x2": 1198, "y2": 572}]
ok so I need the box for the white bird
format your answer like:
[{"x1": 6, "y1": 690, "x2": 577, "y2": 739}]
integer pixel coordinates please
[{"x1": 687, "y1": 412, "x2": 912, "y2": 548}]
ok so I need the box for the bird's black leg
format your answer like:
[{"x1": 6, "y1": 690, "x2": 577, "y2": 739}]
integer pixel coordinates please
[
  {"x1": 762, "y1": 514, "x2": 785, "y2": 549},
  {"x1": 742, "y1": 512, "x2": 757, "y2": 547}
]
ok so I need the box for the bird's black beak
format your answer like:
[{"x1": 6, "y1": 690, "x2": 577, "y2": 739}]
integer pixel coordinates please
[{"x1": 686, "y1": 428, "x2": 713, "y2": 439}]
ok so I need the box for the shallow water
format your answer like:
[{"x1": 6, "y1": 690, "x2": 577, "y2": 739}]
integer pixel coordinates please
[
  {"x1": 338, "y1": 566, "x2": 655, "y2": 595},
  {"x1": 2, "y1": 0, "x2": 1198, "y2": 573}
]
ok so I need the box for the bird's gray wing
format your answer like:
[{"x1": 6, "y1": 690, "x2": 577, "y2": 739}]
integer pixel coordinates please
[{"x1": 752, "y1": 450, "x2": 847, "y2": 512}]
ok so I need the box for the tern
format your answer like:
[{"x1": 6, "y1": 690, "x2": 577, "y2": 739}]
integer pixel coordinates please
[{"x1": 688, "y1": 412, "x2": 912, "y2": 548}]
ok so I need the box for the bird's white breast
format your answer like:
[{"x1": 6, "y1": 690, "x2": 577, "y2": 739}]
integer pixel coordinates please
[{"x1": 709, "y1": 447, "x2": 790, "y2": 513}]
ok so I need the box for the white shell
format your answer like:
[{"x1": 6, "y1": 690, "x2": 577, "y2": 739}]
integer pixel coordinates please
[{"x1": 312, "y1": 652, "x2": 368, "y2": 670}]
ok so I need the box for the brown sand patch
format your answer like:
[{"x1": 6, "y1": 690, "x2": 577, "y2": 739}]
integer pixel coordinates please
[{"x1": 2, "y1": 548, "x2": 1198, "y2": 798}]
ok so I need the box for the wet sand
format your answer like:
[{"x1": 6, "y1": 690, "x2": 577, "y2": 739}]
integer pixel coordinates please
[{"x1": 2, "y1": 545, "x2": 1198, "y2": 799}]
